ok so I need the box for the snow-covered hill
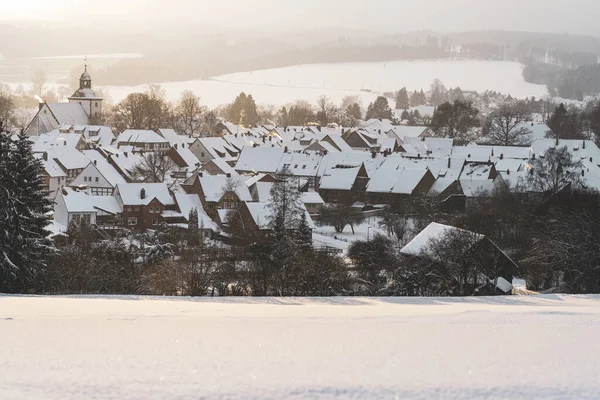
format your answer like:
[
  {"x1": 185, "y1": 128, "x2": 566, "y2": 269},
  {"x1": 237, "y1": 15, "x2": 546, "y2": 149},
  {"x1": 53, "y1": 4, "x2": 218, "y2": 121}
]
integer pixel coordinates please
[{"x1": 2, "y1": 295, "x2": 600, "y2": 399}]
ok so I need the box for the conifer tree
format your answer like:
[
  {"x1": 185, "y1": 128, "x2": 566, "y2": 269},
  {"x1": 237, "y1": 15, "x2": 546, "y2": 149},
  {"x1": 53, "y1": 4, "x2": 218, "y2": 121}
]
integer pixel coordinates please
[
  {"x1": 0, "y1": 131, "x2": 54, "y2": 292},
  {"x1": 188, "y1": 208, "x2": 200, "y2": 247}
]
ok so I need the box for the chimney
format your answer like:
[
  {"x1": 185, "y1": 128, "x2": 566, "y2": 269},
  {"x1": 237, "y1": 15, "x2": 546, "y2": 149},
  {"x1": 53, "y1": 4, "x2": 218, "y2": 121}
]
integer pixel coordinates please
[
  {"x1": 500, "y1": 153, "x2": 504, "y2": 160},
  {"x1": 467, "y1": 153, "x2": 471, "y2": 158},
  {"x1": 371, "y1": 151, "x2": 376, "y2": 159},
  {"x1": 43, "y1": 152, "x2": 48, "y2": 162},
  {"x1": 174, "y1": 143, "x2": 178, "y2": 150},
  {"x1": 63, "y1": 140, "x2": 67, "y2": 146},
  {"x1": 583, "y1": 141, "x2": 586, "y2": 149},
  {"x1": 284, "y1": 146, "x2": 288, "y2": 153},
  {"x1": 555, "y1": 137, "x2": 559, "y2": 146},
  {"x1": 93, "y1": 160, "x2": 97, "y2": 166},
  {"x1": 124, "y1": 152, "x2": 128, "y2": 158},
  {"x1": 507, "y1": 169, "x2": 510, "y2": 175},
  {"x1": 418, "y1": 153, "x2": 421, "y2": 159},
  {"x1": 532, "y1": 153, "x2": 535, "y2": 160},
  {"x1": 590, "y1": 157, "x2": 593, "y2": 163},
  {"x1": 140, "y1": 188, "x2": 146, "y2": 199},
  {"x1": 582, "y1": 169, "x2": 585, "y2": 177},
  {"x1": 447, "y1": 157, "x2": 451, "y2": 168},
  {"x1": 199, "y1": 172, "x2": 203, "y2": 177},
  {"x1": 226, "y1": 173, "x2": 232, "y2": 178},
  {"x1": 317, "y1": 126, "x2": 321, "y2": 132}
]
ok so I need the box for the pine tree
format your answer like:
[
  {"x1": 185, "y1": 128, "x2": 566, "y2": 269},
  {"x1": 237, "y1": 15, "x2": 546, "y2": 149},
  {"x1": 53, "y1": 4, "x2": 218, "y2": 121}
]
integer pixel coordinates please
[
  {"x1": 188, "y1": 208, "x2": 199, "y2": 247},
  {"x1": 295, "y1": 212, "x2": 313, "y2": 250},
  {"x1": 395, "y1": 87, "x2": 410, "y2": 109},
  {"x1": 1, "y1": 131, "x2": 54, "y2": 293},
  {"x1": 365, "y1": 96, "x2": 393, "y2": 120}
]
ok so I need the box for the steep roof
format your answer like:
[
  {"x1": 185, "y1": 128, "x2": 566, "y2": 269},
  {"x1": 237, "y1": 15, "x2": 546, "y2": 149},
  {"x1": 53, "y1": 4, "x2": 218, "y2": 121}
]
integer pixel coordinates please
[
  {"x1": 115, "y1": 183, "x2": 175, "y2": 206},
  {"x1": 401, "y1": 222, "x2": 484, "y2": 256},
  {"x1": 235, "y1": 146, "x2": 285, "y2": 173},
  {"x1": 174, "y1": 193, "x2": 219, "y2": 231},
  {"x1": 198, "y1": 175, "x2": 252, "y2": 203},
  {"x1": 46, "y1": 103, "x2": 90, "y2": 126}
]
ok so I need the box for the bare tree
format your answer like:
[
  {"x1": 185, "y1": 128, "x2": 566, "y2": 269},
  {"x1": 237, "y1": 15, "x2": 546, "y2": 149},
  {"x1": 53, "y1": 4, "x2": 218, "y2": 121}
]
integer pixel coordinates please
[
  {"x1": 316, "y1": 95, "x2": 337, "y2": 126},
  {"x1": 31, "y1": 70, "x2": 47, "y2": 98},
  {"x1": 486, "y1": 101, "x2": 533, "y2": 145},
  {"x1": 520, "y1": 146, "x2": 584, "y2": 196},
  {"x1": 0, "y1": 93, "x2": 15, "y2": 128},
  {"x1": 173, "y1": 90, "x2": 206, "y2": 137},
  {"x1": 132, "y1": 153, "x2": 176, "y2": 183}
]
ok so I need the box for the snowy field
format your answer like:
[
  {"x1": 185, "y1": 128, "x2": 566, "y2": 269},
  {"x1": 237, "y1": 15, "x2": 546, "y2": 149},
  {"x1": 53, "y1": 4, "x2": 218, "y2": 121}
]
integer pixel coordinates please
[
  {"x1": 103, "y1": 60, "x2": 548, "y2": 107},
  {"x1": 2, "y1": 295, "x2": 600, "y2": 399}
]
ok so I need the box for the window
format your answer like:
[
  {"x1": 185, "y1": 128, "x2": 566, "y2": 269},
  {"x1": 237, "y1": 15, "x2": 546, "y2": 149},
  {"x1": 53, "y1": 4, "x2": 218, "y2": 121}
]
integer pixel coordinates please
[
  {"x1": 201, "y1": 152, "x2": 205, "y2": 157},
  {"x1": 128, "y1": 217, "x2": 138, "y2": 226},
  {"x1": 134, "y1": 207, "x2": 140, "y2": 212},
  {"x1": 302, "y1": 165, "x2": 307, "y2": 169},
  {"x1": 127, "y1": 206, "x2": 132, "y2": 212},
  {"x1": 71, "y1": 213, "x2": 91, "y2": 226},
  {"x1": 222, "y1": 202, "x2": 228, "y2": 210},
  {"x1": 152, "y1": 219, "x2": 159, "y2": 226},
  {"x1": 155, "y1": 207, "x2": 161, "y2": 214},
  {"x1": 95, "y1": 177, "x2": 99, "y2": 183},
  {"x1": 95, "y1": 102, "x2": 98, "y2": 108}
]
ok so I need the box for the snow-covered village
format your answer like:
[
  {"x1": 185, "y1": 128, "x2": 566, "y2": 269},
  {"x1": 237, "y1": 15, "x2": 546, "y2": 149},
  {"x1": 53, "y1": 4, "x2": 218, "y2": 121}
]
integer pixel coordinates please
[{"x1": 3, "y1": 1, "x2": 600, "y2": 399}]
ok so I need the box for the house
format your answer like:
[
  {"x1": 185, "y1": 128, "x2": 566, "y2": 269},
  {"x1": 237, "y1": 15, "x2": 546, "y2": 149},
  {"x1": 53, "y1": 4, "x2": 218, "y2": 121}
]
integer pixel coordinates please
[
  {"x1": 172, "y1": 193, "x2": 220, "y2": 238},
  {"x1": 54, "y1": 187, "x2": 122, "y2": 230},
  {"x1": 235, "y1": 201, "x2": 315, "y2": 233},
  {"x1": 234, "y1": 146, "x2": 285, "y2": 174},
  {"x1": 342, "y1": 130, "x2": 381, "y2": 152},
  {"x1": 302, "y1": 191, "x2": 325, "y2": 214},
  {"x1": 319, "y1": 163, "x2": 369, "y2": 205},
  {"x1": 32, "y1": 131, "x2": 86, "y2": 153},
  {"x1": 69, "y1": 158, "x2": 126, "y2": 196},
  {"x1": 277, "y1": 151, "x2": 323, "y2": 188},
  {"x1": 201, "y1": 158, "x2": 238, "y2": 177},
  {"x1": 182, "y1": 173, "x2": 253, "y2": 222},
  {"x1": 35, "y1": 153, "x2": 67, "y2": 198},
  {"x1": 400, "y1": 222, "x2": 516, "y2": 295},
  {"x1": 43, "y1": 146, "x2": 90, "y2": 185},
  {"x1": 366, "y1": 158, "x2": 436, "y2": 209},
  {"x1": 25, "y1": 66, "x2": 102, "y2": 136},
  {"x1": 114, "y1": 183, "x2": 176, "y2": 230},
  {"x1": 117, "y1": 130, "x2": 170, "y2": 154},
  {"x1": 189, "y1": 137, "x2": 239, "y2": 164}
]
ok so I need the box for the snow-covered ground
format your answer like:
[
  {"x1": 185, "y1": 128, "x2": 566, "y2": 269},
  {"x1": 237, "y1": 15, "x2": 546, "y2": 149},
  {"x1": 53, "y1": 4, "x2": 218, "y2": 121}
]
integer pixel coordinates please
[
  {"x1": 2, "y1": 294, "x2": 600, "y2": 399},
  {"x1": 102, "y1": 60, "x2": 548, "y2": 107}
]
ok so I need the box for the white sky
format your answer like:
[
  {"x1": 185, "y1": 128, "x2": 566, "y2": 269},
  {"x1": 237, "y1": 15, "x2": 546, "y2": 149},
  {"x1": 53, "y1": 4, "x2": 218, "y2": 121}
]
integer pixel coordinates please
[{"x1": 3, "y1": 0, "x2": 600, "y2": 36}]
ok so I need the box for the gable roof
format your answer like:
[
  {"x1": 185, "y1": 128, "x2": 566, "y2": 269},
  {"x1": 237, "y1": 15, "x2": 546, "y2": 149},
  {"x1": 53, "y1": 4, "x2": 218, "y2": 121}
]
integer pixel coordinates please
[
  {"x1": 174, "y1": 193, "x2": 219, "y2": 231},
  {"x1": 401, "y1": 222, "x2": 484, "y2": 256},
  {"x1": 115, "y1": 183, "x2": 175, "y2": 206},
  {"x1": 198, "y1": 175, "x2": 253, "y2": 203},
  {"x1": 235, "y1": 146, "x2": 285, "y2": 173},
  {"x1": 118, "y1": 130, "x2": 168, "y2": 144},
  {"x1": 46, "y1": 103, "x2": 90, "y2": 126}
]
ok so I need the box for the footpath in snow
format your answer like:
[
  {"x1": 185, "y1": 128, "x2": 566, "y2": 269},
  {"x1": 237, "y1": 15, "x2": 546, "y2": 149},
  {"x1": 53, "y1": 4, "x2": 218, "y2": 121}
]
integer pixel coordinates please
[{"x1": 2, "y1": 295, "x2": 600, "y2": 400}]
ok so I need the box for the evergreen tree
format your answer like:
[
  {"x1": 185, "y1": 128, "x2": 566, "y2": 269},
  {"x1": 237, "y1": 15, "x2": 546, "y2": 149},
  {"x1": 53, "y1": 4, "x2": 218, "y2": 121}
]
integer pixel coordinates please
[
  {"x1": 295, "y1": 212, "x2": 313, "y2": 250},
  {"x1": 188, "y1": 208, "x2": 199, "y2": 247},
  {"x1": 365, "y1": 96, "x2": 393, "y2": 120},
  {"x1": 1, "y1": 131, "x2": 54, "y2": 293},
  {"x1": 395, "y1": 87, "x2": 410, "y2": 109},
  {"x1": 346, "y1": 102, "x2": 362, "y2": 120}
]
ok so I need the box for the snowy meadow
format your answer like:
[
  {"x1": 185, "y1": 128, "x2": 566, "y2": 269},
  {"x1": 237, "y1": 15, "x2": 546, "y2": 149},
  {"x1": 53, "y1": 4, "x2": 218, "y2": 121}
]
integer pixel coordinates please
[
  {"x1": 2, "y1": 295, "x2": 600, "y2": 400},
  {"x1": 102, "y1": 60, "x2": 548, "y2": 107}
]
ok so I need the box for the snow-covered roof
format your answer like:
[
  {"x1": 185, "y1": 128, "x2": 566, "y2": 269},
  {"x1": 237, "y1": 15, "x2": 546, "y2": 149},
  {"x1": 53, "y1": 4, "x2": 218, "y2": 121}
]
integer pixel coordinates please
[
  {"x1": 205, "y1": 158, "x2": 237, "y2": 176},
  {"x1": 69, "y1": 88, "x2": 102, "y2": 100},
  {"x1": 302, "y1": 191, "x2": 324, "y2": 205},
  {"x1": 58, "y1": 187, "x2": 121, "y2": 214},
  {"x1": 319, "y1": 164, "x2": 362, "y2": 191},
  {"x1": 245, "y1": 201, "x2": 315, "y2": 230},
  {"x1": 322, "y1": 134, "x2": 353, "y2": 153},
  {"x1": 401, "y1": 222, "x2": 484, "y2": 256},
  {"x1": 47, "y1": 146, "x2": 90, "y2": 170},
  {"x1": 235, "y1": 146, "x2": 285, "y2": 173},
  {"x1": 402, "y1": 137, "x2": 453, "y2": 157},
  {"x1": 116, "y1": 183, "x2": 175, "y2": 206},
  {"x1": 34, "y1": 153, "x2": 66, "y2": 178},
  {"x1": 198, "y1": 137, "x2": 239, "y2": 160},
  {"x1": 174, "y1": 193, "x2": 219, "y2": 231},
  {"x1": 278, "y1": 151, "x2": 323, "y2": 176},
  {"x1": 367, "y1": 165, "x2": 429, "y2": 195},
  {"x1": 452, "y1": 146, "x2": 492, "y2": 162},
  {"x1": 46, "y1": 103, "x2": 90, "y2": 126},
  {"x1": 118, "y1": 130, "x2": 168, "y2": 144},
  {"x1": 389, "y1": 126, "x2": 429, "y2": 141},
  {"x1": 459, "y1": 178, "x2": 497, "y2": 197},
  {"x1": 428, "y1": 178, "x2": 457, "y2": 195},
  {"x1": 198, "y1": 175, "x2": 252, "y2": 203},
  {"x1": 81, "y1": 150, "x2": 127, "y2": 186},
  {"x1": 254, "y1": 182, "x2": 274, "y2": 202},
  {"x1": 32, "y1": 131, "x2": 82, "y2": 152}
]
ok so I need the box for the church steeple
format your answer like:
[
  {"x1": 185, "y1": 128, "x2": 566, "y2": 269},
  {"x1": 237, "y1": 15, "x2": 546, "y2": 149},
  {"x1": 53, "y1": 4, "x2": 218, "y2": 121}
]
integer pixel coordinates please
[{"x1": 79, "y1": 57, "x2": 92, "y2": 90}]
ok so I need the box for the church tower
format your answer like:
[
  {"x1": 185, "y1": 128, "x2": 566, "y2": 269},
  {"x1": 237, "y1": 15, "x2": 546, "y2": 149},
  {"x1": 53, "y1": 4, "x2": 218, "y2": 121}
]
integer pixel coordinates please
[{"x1": 68, "y1": 60, "x2": 103, "y2": 121}]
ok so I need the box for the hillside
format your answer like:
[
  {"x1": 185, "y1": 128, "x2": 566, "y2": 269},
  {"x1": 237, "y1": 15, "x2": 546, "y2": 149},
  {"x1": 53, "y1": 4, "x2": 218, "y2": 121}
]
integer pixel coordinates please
[{"x1": 2, "y1": 295, "x2": 600, "y2": 399}]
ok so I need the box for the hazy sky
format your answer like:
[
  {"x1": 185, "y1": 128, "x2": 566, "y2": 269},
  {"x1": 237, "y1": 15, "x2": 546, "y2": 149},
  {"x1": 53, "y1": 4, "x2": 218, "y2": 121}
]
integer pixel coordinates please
[{"x1": 4, "y1": 0, "x2": 600, "y2": 36}]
